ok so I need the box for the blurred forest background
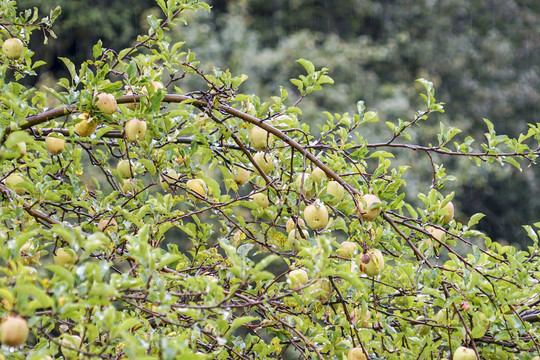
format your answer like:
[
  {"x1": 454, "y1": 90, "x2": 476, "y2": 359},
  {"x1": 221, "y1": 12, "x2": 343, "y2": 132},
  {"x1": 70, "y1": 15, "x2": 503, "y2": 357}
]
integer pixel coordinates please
[{"x1": 18, "y1": 0, "x2": 540, "y2": 247}]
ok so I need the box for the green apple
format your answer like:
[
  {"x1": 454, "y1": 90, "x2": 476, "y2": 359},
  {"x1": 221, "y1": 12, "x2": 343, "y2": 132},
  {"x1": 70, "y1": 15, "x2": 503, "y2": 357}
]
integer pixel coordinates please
[
  {"x1": 288, "y1": 269, "x2": 308, "y2": 290},
  {"x1": 186, "y1": 179, "x2": 207, "y2": 202},
  {"x1": 348, "y1": 347, "x2": 367, "y2": 360},
  {"x1": 359, "y1": 248, "x2": 385, "y2": 277},
  {"x1": 61, "y1": 334, "x2": 82, "y2": 359},
  {"x1": 442, "y1": 201, "x2": 455, "y2": 224},
  {"x1": 53, "y1": 248, "x2": 77, "y2": 269},
  {"x1": 427, "y1": 226, "x2": 445, "y2": 247},
  {"x1": 309, "y1": 278, "x2": 332, "y2": 302},
  {"x1": 325, "y1": 181, "x2": 345, "y2": 206},
  {"x1": 358, "y1": 194, "x2": 382, "y2": 221},
  {"x1": 233, "y1": 166, "x2": 251, "y2": 185},
  {"x1": 95, "y1": 92, "x2": 118, "y2": 114},
  {"x1": 288, "y1": 228, "x2": 309, "y2": 244},
  {"x1": 303, "y1": 199, "x2": 329, "y2": 230},
  {"x1": 74, "y1": 113, "x2": 97, "y2": 137},
  {"x1": 413, "y1": 316, "x2": 430, "y2": 336},
  {"x1": 117, "y1": 160, "x2": 134, "y2": 179},
  {"x1": 124, "y1": 118, "x2": 147, "y2": 143},
  {"x1": 253, "y1": 152, "x2": 275, "y2": 175},
  {"x1": 160, "y1": 169, "x2": 180, "y2": 191},
  {"x1": 296, "y1": 172, "x2": 315, "y2": 198},
  {"x1": 337, "y1": 241, "x2": 358, "y2": 258},
  {"x1": 121, "y1": 179, "x2": 137, "y2": 193},
  {"x1": 351, "y1": 308, "x2": 371, "y2": 327},
  {"x1": 453, "y1": 347, "x2": 476, "y2": 360},
  {"x1": 0, "y1": 316, "x2": 29, "y2": 346},
  {"x1": 310, "y1": 167, "x2": 327, "y2": 185},
  {"x1": 142, "y1": 81, "x2": 165, "y2": 94},
  {"x1": 252, "y1": 193, "x2": 269, "y2": 209},
  {"x1": 97, "y1": 218, "x2": 118, "y2": 235},
  {"x1": 286, "y1": 218, "x2": 305, "y2": 233},
  {"x1": 4, "y1": 173, "x2": 26, "y2": 195},
  {"x1": 20, "y1": 241, "x2": 40, "y2": 265},
  {"x1": 2, "y1": 38, "x2": 24, "y2": 59},
  {"x1": 45, "y1": 133, "x2": 65, "y2": 155},
  {"x1": 249, "y1": 126, "x2": 274, "y2": 150}
]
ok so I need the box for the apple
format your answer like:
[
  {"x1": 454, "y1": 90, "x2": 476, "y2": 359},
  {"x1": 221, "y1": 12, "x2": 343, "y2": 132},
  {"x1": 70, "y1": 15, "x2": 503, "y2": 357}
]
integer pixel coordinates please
[
  {"x1": 442, "y1": 201, "x2": 455, "y2": 224},
  {"x1": 296, "y1": 173, "x2": 315, "y2": 198},
  {"x1": 253, "y1": 152, "x2": 275, "y2": 175},
  {"x1": 95, "y1": 92, "x2": 118, "y2": 114},
  {"x1": 359, "y1": 248, "x2": 385, "y2": 277},
  {"x1": 16, "y1": 141, "x2": 26, "y2": 157},
  {"x1": 249, "y1": 126, "x2": 274, "y2": 150},
  {"x1": 286, "y1": 218, "x2": 305, "y2": 234},
  {"x1": 453, "y1": 347, "x2": 476, "y2": 360},
  {"x1": 288, "y1": 269, "x2": 308, "y2": 290},
  {"x1": 124, "y1": 88, "x2": 138, "y2": 110},
  {"x1": 310, "y1": 167, "x2": 327, "y2": 185},
  {"x1": 234, "y1": 166, "x2": 251, "y2": 186},
  {"x1": 351, "y1": 308, "x2": 371, "y2": 327},
  {"x1": 0, "y1": 316, "x2": 29, "y2": 346},
  {"x1": 337, "y1": 241, "x2": 358, "y2": 258},
  {"x1": 2, "y1": 38, "x2": 24, "y2": 59},
  {"x1": 117, "y1": 160, "x2": 134, "y2": 178},
  {"x1": 186, "y1": 179, "x2": 207, "y2": 201},
  {"x1": 325, "y1": 181, "x2": 345, "y2": 206},
  {"x1": 20, "y1": 241, "x2": 40, "y2": 265},
  {"x1": 4, "y1": 173, "x2": 26, "y2": 195},
  {"x1": 348, "y1": 347, "x2": 367, "y2": 360},
  {"x1": 303, "y1": 199, "x2": 329, "y2": 230},
  {"x1": 45, "y1": 133, "x2": 65, "y2": 155},
  {"x1": 61, "y1": 334, "x2": 82, "y2": 359},
  {"x1": 97, "y1": 218, "x2": 118, "y2": 235},
  {"x1": 427, "y1": 226, "x2": 445, "y2": 246},
  {"x1": 53, "y1": 248, "x2": 77, "y2": 269},
  {"x1": 121, "y1": 179, "x2": 137, "y2": 193},
  {"x1": 288, "y1": 228, "x2": 309, "y2": 244},
  {"x1": 414, "y1": 316, "x2": 430, "y2": 336},
  {"x1": 358, "y1": 194, "x2": 382, "y2": 221},
  {"x1": 252, "y1": 193, "x2": 269, "y2": 209},
  {"x1": 142, "y1": 81, "x2": 165, "y2": 94},
  {"x1": 309, "y1": 278, "x2": 332, "y2": 302},
  {"x1": 74, "y1": 113, "x2": 97, "y2": 137},
  {"x1": 124, "y1": 118, "x2": 147, "y2": 143},
  {"x1": 160, "y1": 169, "x2": 180, "y2": 191},
  {"x1": 531, "y1": 356, "x2": 540, "y2": 360}
]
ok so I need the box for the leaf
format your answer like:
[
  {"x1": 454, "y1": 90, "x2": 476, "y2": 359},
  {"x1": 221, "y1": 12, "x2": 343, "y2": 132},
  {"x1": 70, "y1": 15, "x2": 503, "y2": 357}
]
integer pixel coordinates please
[{"x1": 139, "y1": 158, "x2": 157, "y2": 176}]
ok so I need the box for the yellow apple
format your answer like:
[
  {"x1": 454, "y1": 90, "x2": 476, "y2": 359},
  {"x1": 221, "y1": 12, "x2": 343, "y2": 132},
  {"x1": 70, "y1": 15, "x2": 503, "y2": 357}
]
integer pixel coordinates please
[
  {"x1": 358, "y1": 194, "x2": 382, "y2": 221},
  {"x1": 286, "y1": 218, "x2": 305, "y2": 233},
  {"x1": 442, "y1": 201, "x2": 455, "y2": 224},
  {"x1": 160, "y1": 169, "x2": 180, "y2": 191},
  {"x1": 351, "y1": 308, "x2": 372, "y2": 327},
  {"x1": 310, "y1": 167, "x2": 327, "y2": 185},
  {"x1": 0, "y1": 316, "x2": 29, "y2": 346},
  {"x1": 121, "y1": 179, "x2": 137, "y2": 193},
  {"x1": 234, "y1": 166, "x2": 251, "y2": 185},
  {"x1": 20, "y1": 241, "x2": 40, "y2": 265},
  {"x1": 288, "y1": 228, "x2": 309, "y2": 244},
  {"x1": 74, "y1": 113, "x2": 97, "y2": 137},
  {"x1": 252, "y1": 193, "x2": 269, "y2": 209},
  {"x1": 249, "y1": 126, "x2": 274, "y2": 150},
  {"x1": 427, "y1": 226, "x2": 445, "y2": 246},
  {"x1": 309, "y1": 278, "x2": 332, "y2": 302},
  {"x1": 4, "y1": 173, "x2": 26, "y2": 195},
  {"x1": 61, "y1": 334, "x2": 82, "y2": 359},
  {"x1": 117, "y1": 160, "x2": 134, "y2": 179},
  {"x1": 296, "y1": 172, "x2": 315, "y2": 198},
  {"x1": 124, "y1": 88, "x2": 138, "y2": 110},
  {"x1": 303, "y1": 199, "x2": 329, "y2": 230},
  {"x1": 45, "y1": 134, "x2": 65, "y2": 155},
  {"x1": 142, "y1": 81, "x2": 165, "y2": 94},
  {"x1": 253, "y1": 152, "x2": 275, "y2": 175},
  {"x1": 2, "y1": 38, "x2": 24, "y2": 59},
  {"x1": 186, "y1": 179, "x2": 207, "y2": 201},
  {"x1": 453, "y1": 347, "x2": 476, "y2": 360},
  {"x1": 97, "y1": 218, "x2": 118, "y2": 235},
  {"x1": 124, "y1": 118, "x2": 147, "y2": 143},
  {"x1": 53, "y1": 248, "x2": 77, "y2": 269},
  {"x1": 359, "y1": 248, "x2": 385, "y2": 277},
  {"x1": 325, "y1": 181, "x2": 345, "y2": 206},
  {"x1": 337, "y1": 241, "x2": 358, "y2": 258},
  {"x1": 288, "y1": 269, "x2": 308, "y2": 290},
  {"x1": 95, "y1": 92, "x2": 118, "y2": 114},
  {"x1": 348, "y1": 347, "x2": 367, "y2": 360}
]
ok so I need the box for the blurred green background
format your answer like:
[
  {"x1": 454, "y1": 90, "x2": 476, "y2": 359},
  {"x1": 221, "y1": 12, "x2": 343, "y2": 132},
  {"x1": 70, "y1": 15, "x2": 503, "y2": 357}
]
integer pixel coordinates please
[{"x1": 19, "y1": 0, "x2": 540, "y2": 246}]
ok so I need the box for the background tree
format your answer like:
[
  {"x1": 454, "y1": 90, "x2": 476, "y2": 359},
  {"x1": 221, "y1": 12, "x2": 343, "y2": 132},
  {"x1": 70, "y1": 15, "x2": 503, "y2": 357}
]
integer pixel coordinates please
[{"x1": 1, "y1": 1, "x2": 540, "y2": 359}]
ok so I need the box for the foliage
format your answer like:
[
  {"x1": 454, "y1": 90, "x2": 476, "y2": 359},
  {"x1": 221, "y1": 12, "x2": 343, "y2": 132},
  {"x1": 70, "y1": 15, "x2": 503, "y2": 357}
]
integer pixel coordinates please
[{"x1": 1, "y1": 1, "x2": 540, "y2": 359}]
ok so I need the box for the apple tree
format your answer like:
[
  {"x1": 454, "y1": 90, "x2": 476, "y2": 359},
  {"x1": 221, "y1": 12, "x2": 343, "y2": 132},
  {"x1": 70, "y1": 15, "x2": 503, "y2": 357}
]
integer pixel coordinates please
[{"x1": 1, "y1": 0, "x2": 540, "y2": 359}]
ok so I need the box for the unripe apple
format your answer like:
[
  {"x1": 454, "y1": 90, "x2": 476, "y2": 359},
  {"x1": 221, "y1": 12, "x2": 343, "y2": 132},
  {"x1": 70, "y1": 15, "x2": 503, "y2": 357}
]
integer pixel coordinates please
[
  {"x1": 2, "y1": 38, "x2": 24, "y2": 59},
  {"x1": 117, "y1": 160, "x2": 134, "y2": 179},
  {"x1": 453, "y1": 347, "x2": 476, "y2": 360},
  {"x1": 359, "y1": 248, "x2": 385, "y2": 277},
  {"x1": 252, "y1": 193, "x2": 269, "y2": 209},
  {"x1": 325, "y1": 181, "x2": 345, "y2": 206},
  {"x1": 160, "y1": 169, "x2": 180, "y2": 191},
  {"x1": 61, "y1": 334, "x2": 82, "y2": 359},
  {"x1": 310, "y1": 167, "x2": 327, "y2": 185},
  {"x1": 74, "y1": 113, "x2": 97, "y2": 137},
  {"x1": 309, "y1": 278, "x2": 332, "y2": 302},
  {"x1": 337, "y1": 241, "x2": 358, "y2": 258},
  {"x1": 358, "y1": 194, "x2": 382, "y2": 221},
  {"x1": 95, "y1": 92, "x2": 118, "y2": 114},
  {"x1": 186, "y1": 179, "x2": 207, "y2": 201},
  {"x1": 351, "y1": 308, "x2": 371, "y2": 327},
  {"x1": 249, "y1": 126, "x2": 274, "y2": 150},
  {"x1": 414, "y1": 316, "x2": 430, "y2": 336},
  {"x1": 531, "y1": 356, "x2": 540, "y2": 360},
  {"x1": 124, "y1": 88, "x2": 138, "y2": 110},
  {"x1": 97, "y1": 218, "x2": 118, "y2": 235},
  {"x1": 288, "y1": 228, "x2": 309, "y2": 243},
  {"x1": 0, "y1": 316, "x2": 29, "y2": 346},
  {"x1": 124, "y1": 118, "x2": 147, "y2": 143},
  {"x1": 45, "y1": 133, "x2": 65, "y2": 155},
  {"x1": 286, "y1": 218, "x2": 305, "y2": 234},
  {"x1": 4, "y1": 173, "x2": 26, "y2": 195},
  {"x1": 121, "y1": 179, "x2": 137, "y2": 193},
  {"x1": 20, "y1": 241, "x2": 40, "y2": 265},
  {"x1": 442, "y1": 201, "x2": 455, "y2": 224},
  {"x1": 296, "y1": 173, "x2": 315, "y2": 198},
  {"x1": 253, "y1": 152, "x2": 275, "y2": 175},
  {"x1": 427, "y1": 226, "x2": 445, "y2": 246},
  {"x1": 234, "y1": 166, "x2": 251, "y2": 185},
  {"x1": 142, "y1": 81, "x2": 165, "y2": 94},
  {"x1": 303, "y1": 199, "x2": 329, "y2": 230},
  {"x1": 348, "y1": 347, "x2": 367, "y2": 360},
  {"x1": 288, "y1": 269, "x2": 308, "y2": 290},
  {"x1": 53, "y1": 248, "x2": 77, "y2": 269}
]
